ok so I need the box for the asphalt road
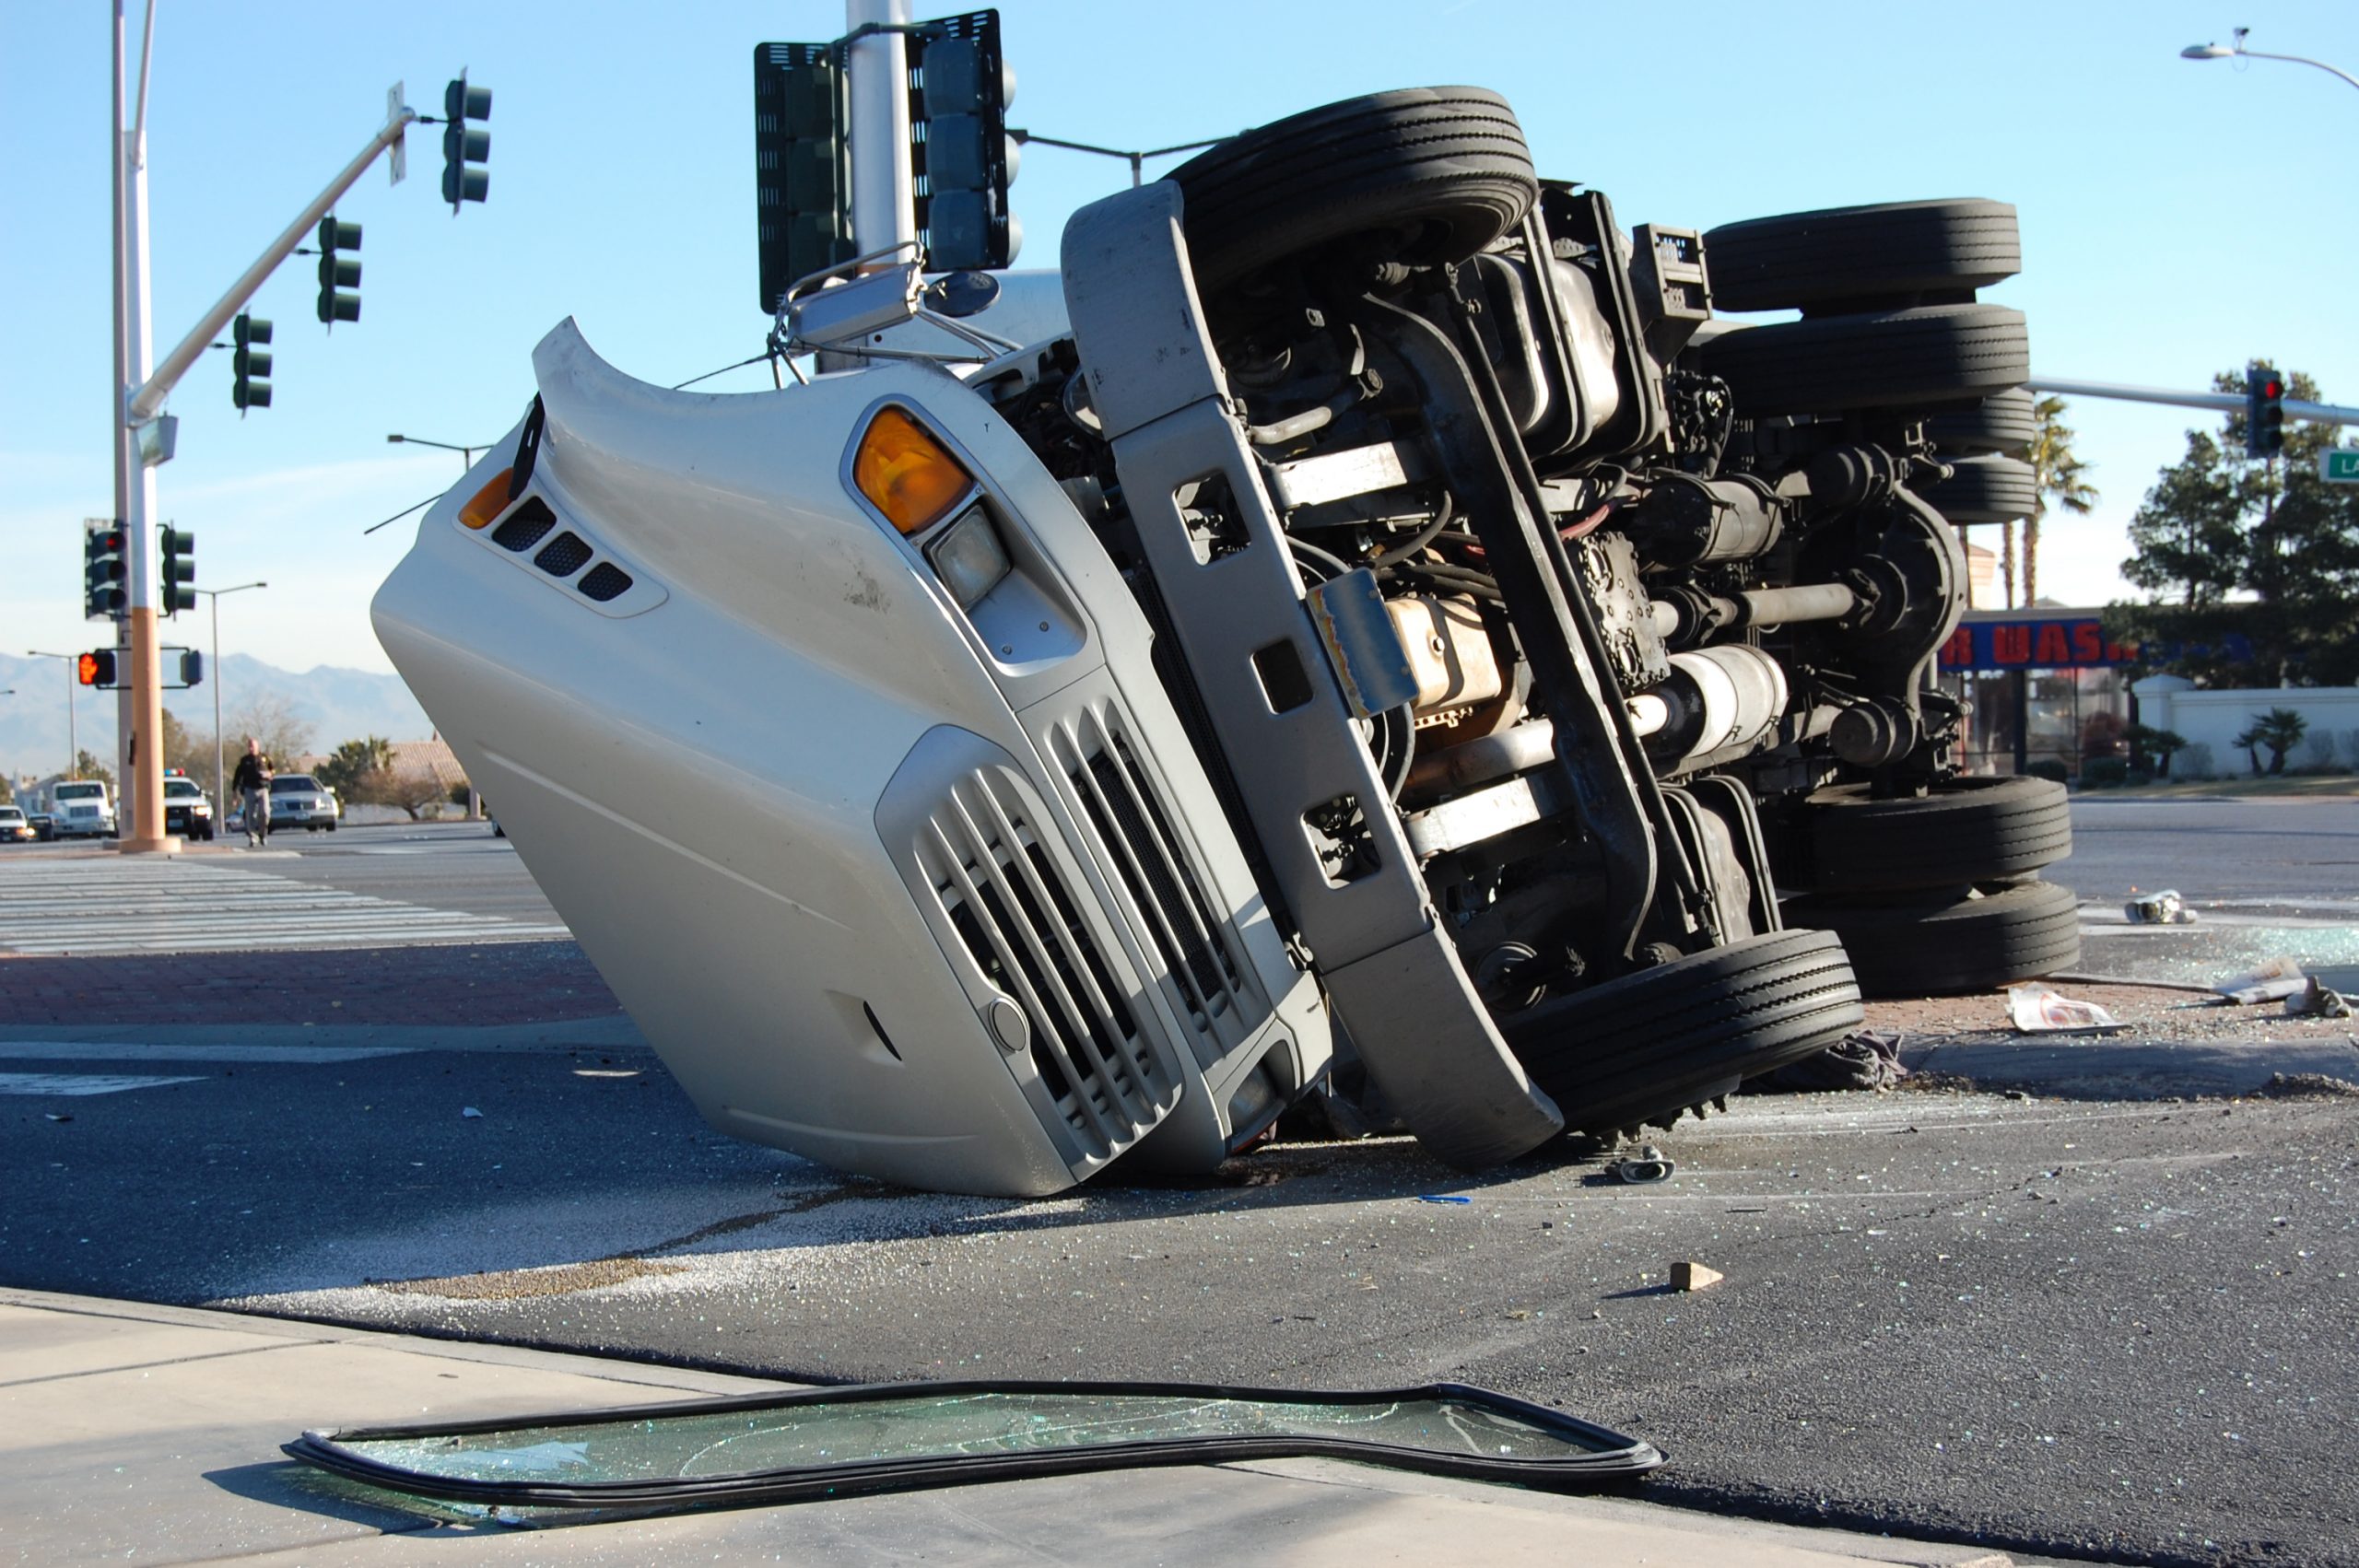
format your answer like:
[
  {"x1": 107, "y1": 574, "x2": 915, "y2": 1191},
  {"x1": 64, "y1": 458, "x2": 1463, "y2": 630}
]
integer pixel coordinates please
[{"x1": 5, "y1": 800, "x2": 2357, "y2": 1564}]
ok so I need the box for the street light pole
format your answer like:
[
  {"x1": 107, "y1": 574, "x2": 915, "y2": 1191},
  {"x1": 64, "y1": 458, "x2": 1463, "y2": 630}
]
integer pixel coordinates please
[
  {"x1": 26, "y1": 652, "x2": 82, "y2": 784},
  {"x1": 2181, "y1": 28, "x2": 2359, "y2": 94},
  {"x1": 386, "y1": 432, "x2": 491, "y2": 468},
  {"x1": 192, "y1": 582, "x2": 266, "y2": 817}
]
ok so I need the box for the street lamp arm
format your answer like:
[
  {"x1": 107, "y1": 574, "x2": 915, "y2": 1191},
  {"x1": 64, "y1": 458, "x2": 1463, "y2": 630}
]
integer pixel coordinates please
[{"x1": 2237, "y1": 47, "x2": 2359, "y2": 94}]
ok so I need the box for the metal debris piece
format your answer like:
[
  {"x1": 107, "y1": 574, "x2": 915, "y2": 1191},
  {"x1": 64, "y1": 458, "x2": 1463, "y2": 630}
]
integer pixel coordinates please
[
  {"x1": 2125, "y1": 889, "x2": 2198, "y2": 924},
  {"x1": 2284, "y1": 977, "x2": 2354, "y2": 1020},
  {"x1": 1612, "y1": 1143, "x2": 1674, "y2": 1185}
]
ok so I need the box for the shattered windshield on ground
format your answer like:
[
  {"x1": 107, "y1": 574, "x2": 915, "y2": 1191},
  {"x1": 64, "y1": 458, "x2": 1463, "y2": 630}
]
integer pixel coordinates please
[{"x1": 289, "y1": 1381, "x2": 1661, "y2": 1522}]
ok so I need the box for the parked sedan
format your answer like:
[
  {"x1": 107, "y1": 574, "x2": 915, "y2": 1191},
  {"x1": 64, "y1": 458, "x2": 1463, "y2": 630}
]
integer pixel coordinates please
[
  {"x1": 0, "y1": 806, "x2": 33, "y2": 844},
  {"x1": 266, "y1": 774, "x2": 339, "y2": 832}
]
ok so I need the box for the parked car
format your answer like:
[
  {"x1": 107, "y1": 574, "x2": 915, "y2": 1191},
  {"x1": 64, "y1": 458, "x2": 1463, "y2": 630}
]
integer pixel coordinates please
[
  {"x1": 28, "y1": 813, "x2": 55, "y2": 842},
  {"x1": 266, "y1": 774, "x2": 339, "y2": 832},
  {"x1": 376, "y1": 86, "x2": 2071, "y2": 1196},
  {"x1": 0, "y1": 806, "x2": 33, "y2": 844},
  {"x1": 162, "y1": 775, "x2": 217, "y2": 840},
  {"x1": 51, "y1": 780, "x2": 115, "y2": 839}
]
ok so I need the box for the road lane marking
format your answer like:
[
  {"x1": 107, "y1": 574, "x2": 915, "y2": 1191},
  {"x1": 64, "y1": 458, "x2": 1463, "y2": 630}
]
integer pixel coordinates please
[
  {"x1": 0, "y1": 1072, "x2": 206, "y2": 1096},
  {"x1": 0, "y1": 1043, "x2": 416, "y2": 1065}
]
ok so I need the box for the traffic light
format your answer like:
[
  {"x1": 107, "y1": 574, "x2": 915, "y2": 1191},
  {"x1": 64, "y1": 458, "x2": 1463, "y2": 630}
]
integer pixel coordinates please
[
  {"x1": 232, "y1": 314, "x2": 271, "y2": 412},
  {"x1": 2247, "y1": 366, "x2": 2286, "y2": 458},
  {"x1": 317, "y1": 217, "x2": 362, "y2": 325},
  {"x1": 442, "y1": 72, "x2": 491, "y2": 211},
  {"x1": 84, "y1": 521, "x2": 127, "y2": 620},
  {"x1": 76, "y1": 650, "x2": 119, "y2": 688},
  {"x1": 158, "y1": 526, "x2": 195, "y2": 615},
  {"x1": 913, "y1": 13, "x2": 1019, "y2": 271},
  {"x1": 753, "y1": 42, "x2": 852, "y2": 313}
]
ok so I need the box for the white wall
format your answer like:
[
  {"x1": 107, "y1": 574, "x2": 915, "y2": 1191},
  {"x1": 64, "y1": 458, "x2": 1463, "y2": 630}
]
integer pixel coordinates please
[{"x1": 2132, "y1": 679, "x2": 2359, "y2": 778}]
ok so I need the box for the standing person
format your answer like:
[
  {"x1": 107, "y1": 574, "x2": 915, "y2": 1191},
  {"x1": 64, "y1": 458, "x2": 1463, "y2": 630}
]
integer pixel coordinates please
[{"x1": 230, "y1": 737, "x2": 273, "y2": 848}]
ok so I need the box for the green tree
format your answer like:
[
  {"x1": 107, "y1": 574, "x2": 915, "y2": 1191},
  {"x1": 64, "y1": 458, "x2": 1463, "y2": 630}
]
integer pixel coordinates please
[
  {"x1": 2117, "y1": 367, "x2": 2359, "y2": 685},
  {"x1": 158, "y1": 707, "x2": 213, "y2": 782},
  {"x1": 72, "y1": 750, "x2": 116, "y2": 790},
  {"x1": 2022, "y1": 395, "x2": 2097, "y2": 607},
  {"x1": 315, "y1": 736, "x2": 393, "y2": 800}
]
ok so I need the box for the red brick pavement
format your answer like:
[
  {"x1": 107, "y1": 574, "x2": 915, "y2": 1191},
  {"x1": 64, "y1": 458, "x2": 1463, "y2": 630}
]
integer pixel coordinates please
[{"x1": 0, "y1": 940, "x2": 623, "y2": 1027}]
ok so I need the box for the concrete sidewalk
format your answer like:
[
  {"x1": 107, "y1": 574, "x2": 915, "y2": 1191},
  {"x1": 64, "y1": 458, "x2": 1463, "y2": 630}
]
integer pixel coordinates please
[{"x1": 2, "y1": 1286, "x2": 2076, "y2": 1567}]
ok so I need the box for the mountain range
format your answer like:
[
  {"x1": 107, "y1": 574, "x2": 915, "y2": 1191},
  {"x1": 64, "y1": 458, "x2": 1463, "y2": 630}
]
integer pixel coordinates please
[{"x1": 0, "y1": 651, "x2": 432, "y2": 781}]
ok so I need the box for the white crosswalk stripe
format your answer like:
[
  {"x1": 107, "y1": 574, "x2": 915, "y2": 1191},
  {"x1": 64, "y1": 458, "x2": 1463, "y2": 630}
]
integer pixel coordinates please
[{"x1": 0, "y1": 860, "x2": 572, "y2": 955}]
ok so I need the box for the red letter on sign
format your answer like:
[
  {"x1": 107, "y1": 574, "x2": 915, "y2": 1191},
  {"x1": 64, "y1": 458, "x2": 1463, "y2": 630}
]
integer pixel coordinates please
[
  {"x1": 2072, "y1": 622, "x2": 2103, "y2": 664},
  {"x1": 2035, "y1": 623, "x2": 2073, "y2": 664},
  {"x1": 1994, "y1": 625, "x2": 2033, "y2": 664}
]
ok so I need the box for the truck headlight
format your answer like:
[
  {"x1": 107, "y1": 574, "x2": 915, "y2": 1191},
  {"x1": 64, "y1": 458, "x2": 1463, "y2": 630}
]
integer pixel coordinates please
[{"x1": 925, "y1": 506, "x2": 1012, "y2": 610}]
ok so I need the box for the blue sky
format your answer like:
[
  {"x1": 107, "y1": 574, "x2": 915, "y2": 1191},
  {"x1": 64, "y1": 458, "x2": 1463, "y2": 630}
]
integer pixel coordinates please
[{"x1": 6, "y1": 1, "x2": 2355, "y2": 676}]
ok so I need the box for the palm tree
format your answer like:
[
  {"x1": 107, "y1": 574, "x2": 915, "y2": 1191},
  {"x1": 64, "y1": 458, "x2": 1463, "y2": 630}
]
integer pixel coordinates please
[{"x1": 2022, "y1": 395, "x2": 2099, "y2": 605}]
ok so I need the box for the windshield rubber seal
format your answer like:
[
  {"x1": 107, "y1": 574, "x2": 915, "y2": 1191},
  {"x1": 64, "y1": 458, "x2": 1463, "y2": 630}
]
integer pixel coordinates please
[{"x1": 284, "y1": 1376, "x2": 1664, "y2": 1512}]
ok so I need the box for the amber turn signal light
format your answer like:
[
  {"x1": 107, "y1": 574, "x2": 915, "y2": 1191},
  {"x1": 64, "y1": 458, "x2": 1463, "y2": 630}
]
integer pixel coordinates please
[
  {"x1": 457, "y1": 468, "x2": 517, "y2": 530},
  {"x1": 853, "y1": 407, "x2": 972, "y2": 534}
]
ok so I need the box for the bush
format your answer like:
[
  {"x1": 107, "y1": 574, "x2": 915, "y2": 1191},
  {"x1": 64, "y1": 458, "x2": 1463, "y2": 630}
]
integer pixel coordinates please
[
  {"x1": 2126, "y1": 768, "x2": 2155, "y2": 787},
  {"x1": 2178, "y1": 741, "x2": 2215, "y2": 779},
  {"x1": 2083, "y1": 757, "x2": 2130, "y2": 788},
  {"x1": 2025, "y1": 758, "x2": 2071, "y2": 783}
]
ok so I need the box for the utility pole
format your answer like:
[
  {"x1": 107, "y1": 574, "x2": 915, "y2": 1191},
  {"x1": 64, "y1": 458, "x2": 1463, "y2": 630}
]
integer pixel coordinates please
[{"x1": 107, "y1": 0, "x2": 421, "y2": 855}]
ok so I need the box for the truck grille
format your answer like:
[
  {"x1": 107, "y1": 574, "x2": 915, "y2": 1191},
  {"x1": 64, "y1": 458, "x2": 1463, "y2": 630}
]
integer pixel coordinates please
[
  {"x1": 1042, "y1": 703, "x2": 1255, "y2": 1057},
  {"x1": 916, "y1": 766, "x2": 1174, "y2": 1160}
]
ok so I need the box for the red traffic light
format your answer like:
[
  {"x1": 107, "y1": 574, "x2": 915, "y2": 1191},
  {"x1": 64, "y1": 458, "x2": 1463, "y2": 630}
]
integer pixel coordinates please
[{"x1": 2264, "y1": 379, "x2": 2283, "y2": 399}]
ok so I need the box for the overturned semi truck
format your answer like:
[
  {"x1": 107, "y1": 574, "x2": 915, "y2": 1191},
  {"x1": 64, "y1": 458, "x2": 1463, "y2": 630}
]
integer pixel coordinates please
[{"x1": 375, "y1": 88, "x2": 2074, "y2": 1196}]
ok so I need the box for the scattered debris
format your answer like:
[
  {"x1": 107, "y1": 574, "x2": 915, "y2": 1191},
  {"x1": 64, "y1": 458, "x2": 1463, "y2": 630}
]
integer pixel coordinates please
[
  {"x1": 1611, "y1": 1144, "x2": 1675, "y2": 1185},
  {"x1": 2284, "y1": 977, "x2": 2354, "y2": 1020},
  {"x1": 1671, "y1": 1261, "x2": 1723, "y2": 1292},
  {"x1": 2003, "y1": 1089, "x2": 2034, "y2": 1101},
  {"x1": 2259, "y1": 1071, "x2": 2359, "y2": 1099},
  {"x1": 44, "y1": 1112, "x2": 72, "y2": 1123},
  {"x1": 2215, "y1": 958, "x2": 2308, "y2": 1006},
  {"x1": 1751, "y1": 1029, "x2": 1907, "y2": 1092},
  {"x1": 2125, "y1": 889, "x2": 2198, "y2": 924},
  {"x1": 461, "y1": 1106, "x2": 485, "y2": 1119},
  {"x1": 2008, "y1": 984, "x2": 2126, "y2": 1034},
  {"x1": 1416, "y1": 1193, "x2": 1471, "y2": 1206}
]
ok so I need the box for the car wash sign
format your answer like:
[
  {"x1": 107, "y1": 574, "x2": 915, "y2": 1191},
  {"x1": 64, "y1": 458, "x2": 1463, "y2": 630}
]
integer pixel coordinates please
[{"x1": 1939, "y1": 613, "x2": 2135, "y2": 672}]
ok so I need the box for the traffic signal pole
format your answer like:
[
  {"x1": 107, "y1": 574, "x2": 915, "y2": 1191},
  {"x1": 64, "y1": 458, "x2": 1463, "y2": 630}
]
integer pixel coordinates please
[
  {"x1": 2025, "y1": 376, "x2": 2359, "y2": 429},
  {"x1": 107, "y1": 0, "x2": 417, "y2": 854},
  {"x1": 845, "y1": 0, "x2": 916, "y2": 262}
]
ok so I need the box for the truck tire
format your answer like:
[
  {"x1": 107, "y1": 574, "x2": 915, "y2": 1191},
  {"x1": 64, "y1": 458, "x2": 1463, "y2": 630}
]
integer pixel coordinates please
[
  {"x1": 1502, "y1": 929, "x2": 1863, "y2": 1136},
  {"x1": 1783, "y1": 879, "x2": 2081, "y2": 998},
  {"x1": 1916, "y1": 454, "x2": 2039, "y2": 525},
  {"x1": 1924, "y1": 387, "x2": 2036, "y2": 456},
  {"x1": 1802, "y1": 774, "x2": 2071, "y2": 894},
  {"x1": 1168, "y1": 88, "x2": 1539, "y2": 295},
  {"x1": 1700, "y1": 304, "x2": 2029, "y2": 416},
  {"x1": 1703, "y1": 198, "x2": 2020, "y2": 314}
]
